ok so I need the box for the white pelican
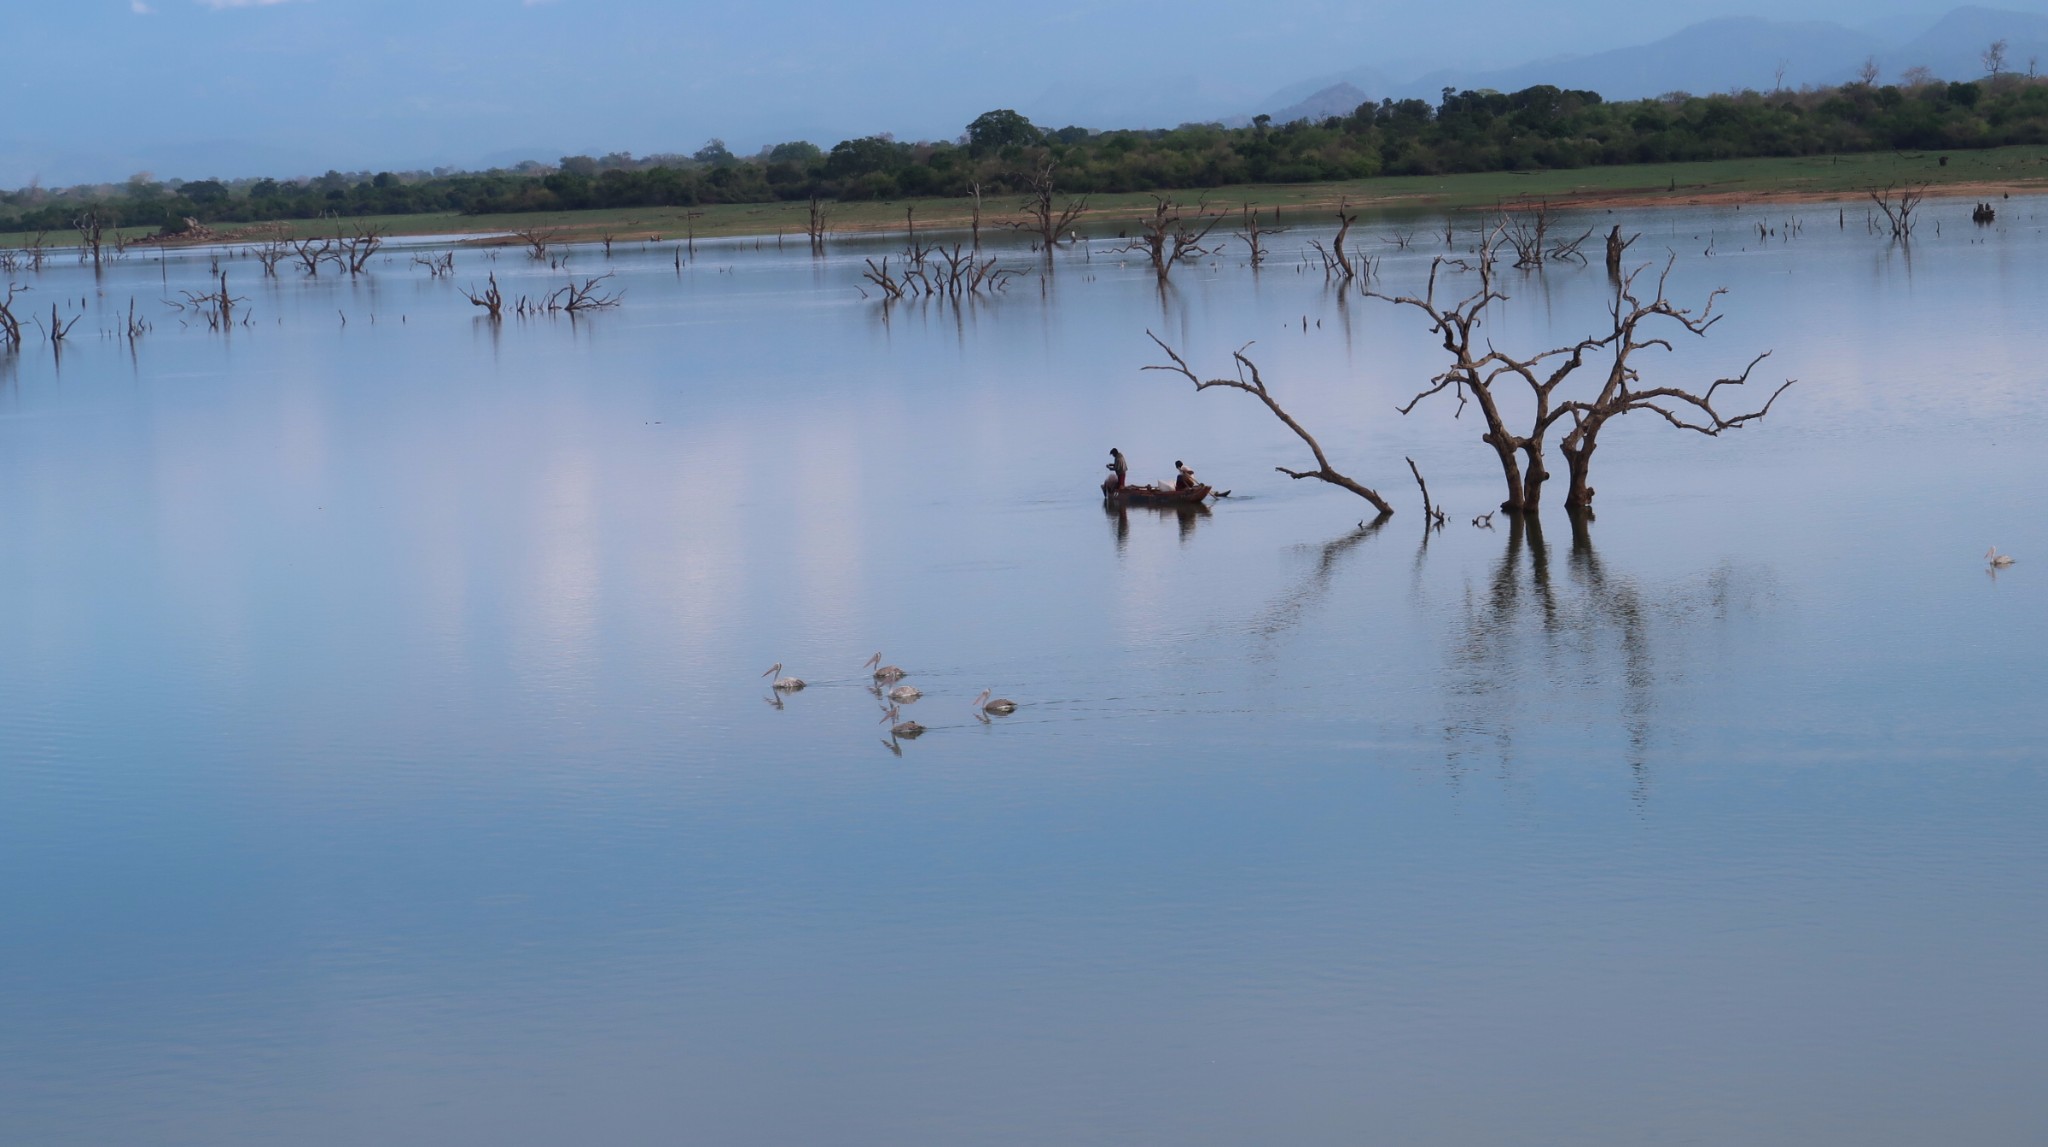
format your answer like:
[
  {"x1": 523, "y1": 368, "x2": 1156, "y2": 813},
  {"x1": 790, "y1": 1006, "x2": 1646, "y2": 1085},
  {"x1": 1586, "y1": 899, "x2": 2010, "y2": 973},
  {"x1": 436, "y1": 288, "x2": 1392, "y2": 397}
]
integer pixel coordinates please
[
  {"x1": 864, "y1": 652, "x2": 907, "y2": 682},
  {"x1": 880, "y1": 705, "x2": 925, "y2": 738},
  {"x1": 762, "y1": 663, "x2": 806, "y2": 691},
  {"x1": 1988, "y1": 546, "x2": 2017, "y2": 568},
  {"x1": 887, "y1": 684, "x2": 922, "y2": 704},
  {"x1": 972, "y1": 689, "x2": 1017, "y2": 715}
]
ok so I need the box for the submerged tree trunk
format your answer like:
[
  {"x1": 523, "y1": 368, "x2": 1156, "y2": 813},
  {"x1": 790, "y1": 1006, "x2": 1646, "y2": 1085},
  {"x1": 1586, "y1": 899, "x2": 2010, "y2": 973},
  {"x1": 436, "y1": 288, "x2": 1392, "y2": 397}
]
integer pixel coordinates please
[{"x1": 1560, "y1": 434, "x2": 1600, "y2": 512}]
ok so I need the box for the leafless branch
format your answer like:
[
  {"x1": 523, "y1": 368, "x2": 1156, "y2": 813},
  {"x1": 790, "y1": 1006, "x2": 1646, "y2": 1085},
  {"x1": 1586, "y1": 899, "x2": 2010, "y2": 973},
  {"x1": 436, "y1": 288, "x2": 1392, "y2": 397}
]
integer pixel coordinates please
[{"x1": 1144, "y1": 331, "x2": 1395, "y2": 514}]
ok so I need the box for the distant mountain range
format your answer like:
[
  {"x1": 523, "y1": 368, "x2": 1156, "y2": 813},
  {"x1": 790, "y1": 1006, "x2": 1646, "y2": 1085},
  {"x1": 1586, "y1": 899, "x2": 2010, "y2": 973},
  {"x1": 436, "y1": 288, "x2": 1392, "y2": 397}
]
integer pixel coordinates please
[{"x1": 1254, "y1": 5, "x2": 2048, "y2": 125}]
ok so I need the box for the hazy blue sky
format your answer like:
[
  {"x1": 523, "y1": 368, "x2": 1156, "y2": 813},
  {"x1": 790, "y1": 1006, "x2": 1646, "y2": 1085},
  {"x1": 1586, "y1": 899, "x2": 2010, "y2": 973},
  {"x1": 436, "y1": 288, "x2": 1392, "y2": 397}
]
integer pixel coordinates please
[{"x1": 0, "y1": 0, "x2": 2028, "y2": 185}]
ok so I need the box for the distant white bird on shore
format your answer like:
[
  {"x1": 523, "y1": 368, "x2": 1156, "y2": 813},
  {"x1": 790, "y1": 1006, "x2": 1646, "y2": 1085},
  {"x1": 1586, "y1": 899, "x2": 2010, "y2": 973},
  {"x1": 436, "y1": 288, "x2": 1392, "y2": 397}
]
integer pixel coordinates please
[
  {"x1": 972, "y1": 689, "x2": 1017, "y2": 716},
  {"x1": 865, "y1": 652, "x2": 907, "y2": 682},
  {"x1": 762, "y1": 663, "x2": 805, "y2": 691},
  {"x1": 1988, "y1": 546, "x2": 2017, "y2": 568}
]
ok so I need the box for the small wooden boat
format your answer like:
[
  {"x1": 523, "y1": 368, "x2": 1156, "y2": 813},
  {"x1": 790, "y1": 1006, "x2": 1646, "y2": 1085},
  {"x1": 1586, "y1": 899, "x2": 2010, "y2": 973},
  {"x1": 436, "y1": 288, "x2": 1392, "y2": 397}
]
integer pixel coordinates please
[{"x1": 1102, "y1": 479, "x2": 1213, "y2": 506}]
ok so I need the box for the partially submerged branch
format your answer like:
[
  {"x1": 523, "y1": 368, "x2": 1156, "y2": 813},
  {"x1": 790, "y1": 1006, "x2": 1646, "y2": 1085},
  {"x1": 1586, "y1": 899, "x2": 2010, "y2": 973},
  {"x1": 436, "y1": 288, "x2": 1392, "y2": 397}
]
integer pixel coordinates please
[
  {"x1": 1145, "y1": 331, "x2": 1395, "y2": 514},
  {"x1": 461, "y1": 272, "x2": 505, "y2": 319}
]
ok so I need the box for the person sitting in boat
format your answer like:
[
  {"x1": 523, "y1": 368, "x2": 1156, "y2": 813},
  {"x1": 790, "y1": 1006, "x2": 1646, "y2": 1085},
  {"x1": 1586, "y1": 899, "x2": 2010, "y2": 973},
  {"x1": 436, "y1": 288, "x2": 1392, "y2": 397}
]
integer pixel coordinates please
[
  {"x1": 1174, "y1": 460, "x2": 1197, "y2": 491},
  {"x1": 1105, "y1": 447, "x2": 1129, "y2": 492}
]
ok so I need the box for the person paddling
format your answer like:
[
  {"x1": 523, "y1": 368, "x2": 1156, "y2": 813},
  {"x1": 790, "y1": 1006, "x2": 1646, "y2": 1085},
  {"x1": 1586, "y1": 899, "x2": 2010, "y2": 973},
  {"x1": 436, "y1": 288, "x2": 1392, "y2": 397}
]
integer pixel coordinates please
[{"x1": 1174, "y1": 459, "x2": 1197, "y2": 491}]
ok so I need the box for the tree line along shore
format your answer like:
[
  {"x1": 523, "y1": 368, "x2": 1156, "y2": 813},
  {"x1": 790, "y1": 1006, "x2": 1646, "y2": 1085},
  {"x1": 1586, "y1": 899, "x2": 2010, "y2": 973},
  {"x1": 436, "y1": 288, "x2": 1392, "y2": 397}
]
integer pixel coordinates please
[{"x1": 6, "y1": 74, "x2": 2048, "y2": 247}]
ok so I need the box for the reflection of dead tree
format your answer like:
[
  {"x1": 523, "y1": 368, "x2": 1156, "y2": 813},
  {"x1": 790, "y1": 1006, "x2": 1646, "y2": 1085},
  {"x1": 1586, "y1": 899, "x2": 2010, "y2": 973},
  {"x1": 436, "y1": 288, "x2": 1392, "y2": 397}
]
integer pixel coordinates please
[
  {"x1": 1145, "y1": 331, "x2": 1396, "y2": 514},
  {"x1": 1554, "y1": 259, "x2": 1795, "y2": 511},
  {"x1": 412, "y1": 250, "x2": 456, "y2": 277},
  {"x1": 461, "y1": 272, "x2": 505, "y2": 319},
  {"x1": 806, "y1": 196, "x2": 829, "y2": 255},
  {"x1": 1236, "y1": 203, "x2": 1286, "y2": 267},
  {"x1": 1122, "y1": 196, "x2": 1223, "y2": 282},
  {"x1": 74, "y1": 208, "x2": 110, "y2": 271},
  {"x1": 1247, "y1": 516, "x2": 1391, "y2": 643},
  {"x1": 0, "y1": 283, "x2": 24, "y2": 348},
  {"x1": 1014, "y1": 160, "x2": 1087, "y2": 257},
  {"x1": 1869, "y1": 183, "x2": 1925, "y2": 239},
  {"x1": 335, "y1": 223, "x2": 384, "y2": 275}
]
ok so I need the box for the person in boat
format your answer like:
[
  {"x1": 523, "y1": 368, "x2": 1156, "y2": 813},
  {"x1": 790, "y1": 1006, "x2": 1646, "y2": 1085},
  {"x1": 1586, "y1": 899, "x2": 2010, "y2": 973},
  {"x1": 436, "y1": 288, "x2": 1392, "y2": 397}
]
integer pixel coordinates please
[
  {"x1": 1174, "y1": 460, "x2": 1197, "y2": 491},
  {"x1": 1105, "y1": 448, "x2": 1129, "y2": 492}
]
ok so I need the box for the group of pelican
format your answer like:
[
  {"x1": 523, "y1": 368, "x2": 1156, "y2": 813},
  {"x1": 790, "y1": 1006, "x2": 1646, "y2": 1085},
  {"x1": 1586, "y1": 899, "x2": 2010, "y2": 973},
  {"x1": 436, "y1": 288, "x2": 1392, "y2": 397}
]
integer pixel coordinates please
[{"x1": 762, "y1": 651, "x2": 1019, "y2": 743}]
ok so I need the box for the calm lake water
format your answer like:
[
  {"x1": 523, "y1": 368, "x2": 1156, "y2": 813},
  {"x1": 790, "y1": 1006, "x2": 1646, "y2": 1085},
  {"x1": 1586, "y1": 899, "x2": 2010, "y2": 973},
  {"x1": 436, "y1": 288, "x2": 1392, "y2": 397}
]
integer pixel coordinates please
[{"x1": 2, "y1": 199, "x2": 2045, "y2": 1145}]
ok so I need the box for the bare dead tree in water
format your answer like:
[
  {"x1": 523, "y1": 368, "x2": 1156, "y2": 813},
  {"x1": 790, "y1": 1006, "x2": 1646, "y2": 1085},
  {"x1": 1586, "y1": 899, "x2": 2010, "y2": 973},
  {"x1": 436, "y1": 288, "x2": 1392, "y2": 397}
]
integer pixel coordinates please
[
  {"x1": 1501, "y1": 201, "x2": 1592, "y2": 268},
  {"x1": 861, "y1": 257, "x2": 905, "y2": 300},
  {"x1": 412, "y1": 250, "x2": 456, "y2": 277},
  {"x1": 1869, "y1": 183, "x2": 1925, "y2": 239},
  {"x1": 249, "y1": 231, "x2": 291, "y2": 277},
  {"x1": 123, "y1": 296, "x2": 150, "y2": 342},
  {"x1": 864, "y1": 248, "x2": 1019, "y2": 303},
  {"x1": 32, "y1": 301, "x2": 80, "y2": 344},
  {"x1": 292, "y1": 237, "x2": 334, "y2": 276},
  {"x1": 461, "y1": 272, "x2": 505, "y2": 319},
  {"x1": 1604, "y1": 225, "x2": 1640, "y2": 279},
  {"x1": 335, "y1": 222, "x2": 384, "y2": 276},
  {"x1": 969, "y1": 182, "x2": 985, "y2": 250},
  {"x1": 1145, "y1": 331, "x2": 1396, "y2": 515},
  {"x1": 174, "y1": 272, "x2": 249, "y2": 331},
  {"x1": 1308, "y1": 200, "x2": 1360, "y2": 282},
  {"x1": 74, "y1": 208, "x2": 110, "y2": 271},
  {"x1": 806, "y1": 196, "x2": 829, "y2": 255},
  {"x1": 0, "y1": 283, "x2": 24, "y2": 348},
  {"x1": 1122, "y1": 196, "x2": 1224, "y2": 282},
  {"x1": 541, "y1": 273, "x2": 623, "y2": 314},
  {"x1": 1370, "y1": 227, "x2": 1605, "y2": 513},
  {"x1": 1553, "y1": 258, "x2": 1795, "y2": 511},
  {"x1": 1236, "y1": 203, "x2": 1286, "y2": 267},
  {"x1": 516, "y1": 228, "x2": 558, "y2": 260},
  {"x1": 1370, "y1": 230, "x2": 1789, "y2": 514},
  {"x1": 1014, "y1": 160, "x2": 1087, "y2": 258}
]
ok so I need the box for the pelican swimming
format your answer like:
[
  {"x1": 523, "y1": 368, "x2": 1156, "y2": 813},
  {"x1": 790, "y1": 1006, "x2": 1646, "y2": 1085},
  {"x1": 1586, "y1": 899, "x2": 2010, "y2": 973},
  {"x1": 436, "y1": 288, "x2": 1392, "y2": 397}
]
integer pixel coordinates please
[
  {"x1": 972, "y1": 689, "x2": 1017, "y2": 715},
  {"x1": 880, "y1": 704, "x2": 925, "y2": 738},
  {"x1": 762, "y1": 663, "x2": 806, "y2": 690},
  {"x1": 864, "y1": 652, "x2": 907, "y2": 682},
  {"x1": 1988, "y1": 546, "x2": 2017, "y2": 568},
  {"x1": 887, "y1": 684, "x2": 922, "y2": 704}
]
